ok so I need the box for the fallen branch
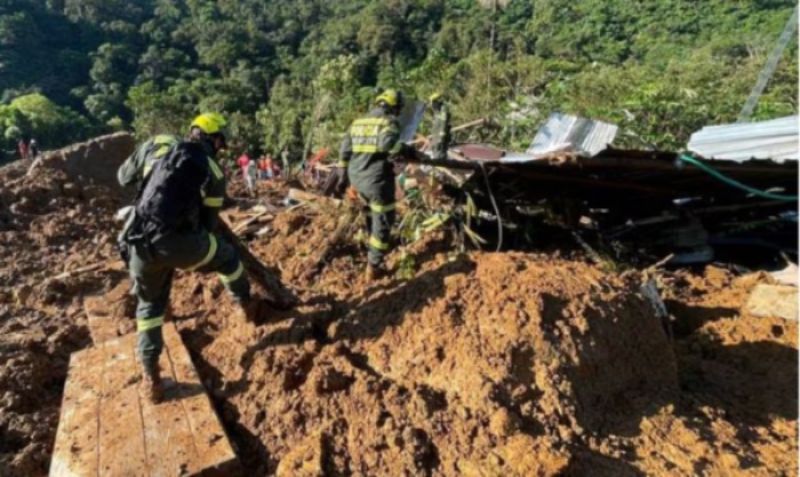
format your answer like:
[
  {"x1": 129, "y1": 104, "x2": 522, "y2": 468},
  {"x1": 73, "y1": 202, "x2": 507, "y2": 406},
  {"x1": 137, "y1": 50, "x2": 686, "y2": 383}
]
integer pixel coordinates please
[
  {"x1": 411, "y1": 117, "x2": 487, "y2": 146},
  {"x1": 52, "y1": 259, "x2": 124, "y2": 281},
  {"x1": 232, "y1": 210, "x2": 274, "y2": 234},
  {"x1": 570, "y1": 230, "x2": 606, "y2": 267},
  {"x1": 644, "y1": 254, "x2": 675, "y2": 275},
  {"x1": 288, "y1": 188, "x2": 342, "y2": 207}
]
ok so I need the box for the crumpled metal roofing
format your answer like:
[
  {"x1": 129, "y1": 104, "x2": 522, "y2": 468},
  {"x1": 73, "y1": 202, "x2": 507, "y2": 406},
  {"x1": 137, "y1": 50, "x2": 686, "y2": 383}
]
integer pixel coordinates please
[
  {"x1": 527, "y1": 112, "x2": 618, "y2": 158},
  {"x1": 398, "y1": 100, "x2": 425, "y2": 144},
  {"x1": 688, "y1": 115, "x2": 798, "y2": 163}
]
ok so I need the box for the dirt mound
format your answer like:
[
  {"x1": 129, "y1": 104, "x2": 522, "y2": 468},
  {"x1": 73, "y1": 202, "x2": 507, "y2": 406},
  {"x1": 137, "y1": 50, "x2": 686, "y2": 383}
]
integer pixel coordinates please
[
  {"x1": 180, "y1": 251, "x2": 679, "y2": 474},
  {"x1": 27, "y1": 132, "x2": 135, "y2": 188}
]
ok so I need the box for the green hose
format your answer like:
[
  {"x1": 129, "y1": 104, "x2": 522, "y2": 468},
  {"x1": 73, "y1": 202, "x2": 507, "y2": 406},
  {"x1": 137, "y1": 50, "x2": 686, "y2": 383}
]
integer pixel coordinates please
[{"x1": 678, "y1": 154, "x2": 798, "y2": 202}]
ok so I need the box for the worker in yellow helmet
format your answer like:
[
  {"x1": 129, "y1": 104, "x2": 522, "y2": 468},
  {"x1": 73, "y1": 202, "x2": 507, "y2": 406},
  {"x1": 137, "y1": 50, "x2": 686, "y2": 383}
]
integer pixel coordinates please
[
  {"x1": 428, "y1": 92, "x2": 450, "y2": 161},
  {"x1": 118, "y1": 113, "x2": 266, "y2": 403},
  {"x1": 335, "y1": 89, "x2": 417, "y2": 281}
]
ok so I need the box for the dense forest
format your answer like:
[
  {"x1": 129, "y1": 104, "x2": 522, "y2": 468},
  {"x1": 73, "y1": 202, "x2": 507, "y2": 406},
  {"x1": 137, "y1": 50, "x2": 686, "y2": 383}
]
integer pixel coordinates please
[{"x1": 0, "y1": 0, "x2": 797, "y2": 162}]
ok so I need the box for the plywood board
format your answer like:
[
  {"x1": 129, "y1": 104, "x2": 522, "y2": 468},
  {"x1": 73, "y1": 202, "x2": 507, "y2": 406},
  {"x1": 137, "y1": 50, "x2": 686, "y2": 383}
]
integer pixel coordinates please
[{"x1": 50, "y1": 324, "x2": 239, "y2": 476}]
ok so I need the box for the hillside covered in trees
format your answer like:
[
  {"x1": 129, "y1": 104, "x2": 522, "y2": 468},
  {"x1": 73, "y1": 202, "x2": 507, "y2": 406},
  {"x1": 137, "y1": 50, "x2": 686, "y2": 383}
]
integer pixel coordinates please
[{"x1": 1, "y1": 0, "x2": 797, "y2": 161}]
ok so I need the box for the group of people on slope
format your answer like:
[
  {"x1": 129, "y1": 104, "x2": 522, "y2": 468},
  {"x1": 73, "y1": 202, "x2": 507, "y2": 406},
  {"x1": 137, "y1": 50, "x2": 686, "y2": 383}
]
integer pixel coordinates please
[
  {"x1": 236, "y1": 152, "x2": 281, "y2": 196},
  {"x1": 17, "y1": 137, "x2": 39, "y2": 160}
]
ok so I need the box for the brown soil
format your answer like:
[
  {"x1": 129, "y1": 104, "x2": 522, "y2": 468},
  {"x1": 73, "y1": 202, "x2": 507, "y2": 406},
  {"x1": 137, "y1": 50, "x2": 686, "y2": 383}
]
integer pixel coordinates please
[
  {"x1": 0, "y1": 158, "x2": 129, "y2": 475},
  {"x1": 0, "y1": 152, "x2": 796, "y2": 476}
]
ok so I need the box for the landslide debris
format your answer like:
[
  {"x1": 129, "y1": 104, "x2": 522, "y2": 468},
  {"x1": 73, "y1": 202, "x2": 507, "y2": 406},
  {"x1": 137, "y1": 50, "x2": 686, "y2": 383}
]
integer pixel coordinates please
[
  {"x1": 0, "y1": 155, "x2": 129, "y2": 476},
  {"x1": 175, "y1": 205, "x2": 796, "y2": 476},
  {"x1": 0, "y1": 138, "x2": 796, "y2": 477}
]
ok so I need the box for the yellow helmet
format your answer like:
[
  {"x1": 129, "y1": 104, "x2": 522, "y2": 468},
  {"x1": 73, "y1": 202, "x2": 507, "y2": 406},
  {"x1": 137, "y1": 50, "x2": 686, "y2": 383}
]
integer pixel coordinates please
[
  {"x1": 375, "y1": 89, "x2": 402, "y2": 108},
  {"x1": 190, "y1": 113, "x2": 227, "y2": 135},
  {"x1": 429, "y1": 92, "x2": 443, "y2": 103}
]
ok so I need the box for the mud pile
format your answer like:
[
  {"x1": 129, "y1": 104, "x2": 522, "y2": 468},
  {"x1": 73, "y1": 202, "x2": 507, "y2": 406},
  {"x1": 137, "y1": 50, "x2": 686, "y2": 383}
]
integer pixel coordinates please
[
  {"x1": 0, "y1": 138, "x2": 796, "y2": 477},
  {"x1": 194, "y1": 251, "x2": 678, "y2": 475},
  {"x1": 0, "y1": 155, "x2": 130, "y2": 475}
]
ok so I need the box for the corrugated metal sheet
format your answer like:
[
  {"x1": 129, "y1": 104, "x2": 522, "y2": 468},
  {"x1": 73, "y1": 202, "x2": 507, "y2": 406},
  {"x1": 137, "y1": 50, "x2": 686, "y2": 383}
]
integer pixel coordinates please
[
  {"x1": 398, "y1": 101, "x2": 426, "y2": 143},
  {"x1": 527, "y1": 113, "x2": 618, "y2": 157},
  {"x1": 500, "y1": 152, "x2": 537, "y2": 163},
  {"x1": 688, "y1": 115, "x2": 798, "y2": 163}
]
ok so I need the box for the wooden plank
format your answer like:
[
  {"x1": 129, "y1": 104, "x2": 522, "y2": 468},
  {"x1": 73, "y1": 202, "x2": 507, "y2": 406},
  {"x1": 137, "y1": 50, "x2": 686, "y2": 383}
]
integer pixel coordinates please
[
  {"x1": 97, "y1": 334, "x2": 149, "y2": 477},
  {"x1": 50, "y1": 347, "x2": 104, "y2": 476},
  {"x1": 52, "y1": 259, "x2": 125, "y2": 281},
  {"x1": 287, "y1": 187, "x2": 341, "y2": 207},
  {"x1": 140, "y1": 345, "x2": 199, "y2": 477},
  {"x1": 217, "y1": 219, "x2": 297, "y2": 310},
  {"x1": 161, "y1": 324, "x2": 240, "y2": 475},
  {"x1": 52, "y1": 323, "x2": 239, "y2": 477},
  {"x1": 232, "y1": 210, "x2": 274, "y2": 234}
]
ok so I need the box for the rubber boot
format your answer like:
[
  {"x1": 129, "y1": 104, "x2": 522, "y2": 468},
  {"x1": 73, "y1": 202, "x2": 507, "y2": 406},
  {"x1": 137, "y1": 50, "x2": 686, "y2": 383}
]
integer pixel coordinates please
[{"x1": 140, "y1": 366, "x2": 163, "y2": 404}]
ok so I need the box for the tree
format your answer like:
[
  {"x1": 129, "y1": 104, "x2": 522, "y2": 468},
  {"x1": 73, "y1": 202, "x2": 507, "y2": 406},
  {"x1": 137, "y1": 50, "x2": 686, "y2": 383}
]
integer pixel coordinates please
[
  {"x1": 0, "y1": 0, "x2": 795, "y2": 161},
  {"x1": 2, "y1": 93, "x2": 91, "y2": 149}
]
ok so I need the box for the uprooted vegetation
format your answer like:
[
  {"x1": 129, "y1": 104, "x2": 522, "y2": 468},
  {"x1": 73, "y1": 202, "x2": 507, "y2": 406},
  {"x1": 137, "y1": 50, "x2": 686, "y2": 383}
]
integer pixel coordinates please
[{"x1": 0, "y1": 140, "x2": 796, "y2": 476}]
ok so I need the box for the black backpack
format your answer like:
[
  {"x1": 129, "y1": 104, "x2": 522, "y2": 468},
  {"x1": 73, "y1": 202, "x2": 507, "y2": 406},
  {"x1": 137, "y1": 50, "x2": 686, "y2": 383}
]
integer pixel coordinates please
[{"x1": 134, "y1": 141, "x2": 210, "y2": 238}]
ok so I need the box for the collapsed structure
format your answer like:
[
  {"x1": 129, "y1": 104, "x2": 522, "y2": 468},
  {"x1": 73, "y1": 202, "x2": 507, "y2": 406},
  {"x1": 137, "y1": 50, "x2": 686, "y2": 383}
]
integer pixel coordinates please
[{"x1": 399, "y1": 114, "x2": 798, "y2": 266}]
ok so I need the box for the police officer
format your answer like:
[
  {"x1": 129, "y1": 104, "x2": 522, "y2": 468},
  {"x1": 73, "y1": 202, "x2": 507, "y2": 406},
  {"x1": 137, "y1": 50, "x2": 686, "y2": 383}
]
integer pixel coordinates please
[
  {"x1": 336, "y1": 89, "x2": 416, "y2": 281},
  {"x1": 119, "y1": 113, "x2": 264, "y2": 402}
]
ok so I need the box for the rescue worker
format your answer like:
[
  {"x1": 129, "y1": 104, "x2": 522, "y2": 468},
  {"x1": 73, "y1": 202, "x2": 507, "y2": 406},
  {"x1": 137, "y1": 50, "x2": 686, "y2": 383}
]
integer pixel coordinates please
[
  {"x1": 336, "y1": 89, "x2": 415, "y2": 281},
  {"x1": 118, "y1": 113, "x2": 264, "y2": 403},
  {"x1": 428, "y1": 92, "x2": 450, "y2": 161},
  {"x1": 28, "y1": 139, "x2": 39, "y2": 158}
]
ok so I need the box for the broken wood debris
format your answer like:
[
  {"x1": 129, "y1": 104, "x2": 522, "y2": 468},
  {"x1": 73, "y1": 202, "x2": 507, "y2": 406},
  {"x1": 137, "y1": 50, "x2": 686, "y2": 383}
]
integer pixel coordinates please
[
  {"x1": 288, "y1": 187, "x2": 342, "y2": 207},
  {"x1": 232, "y1": 210, "x2": 274, "y2": 235},
  {"x1": 745, "y1": 284, "x2": 798, "y2": 320},
  {"x1": 403, "y1": 144, "x2": 797, "y2": 263}
]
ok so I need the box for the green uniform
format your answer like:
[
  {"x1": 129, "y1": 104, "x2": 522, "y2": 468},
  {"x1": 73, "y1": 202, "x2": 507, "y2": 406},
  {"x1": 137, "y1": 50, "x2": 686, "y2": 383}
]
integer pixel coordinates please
[
  {"x1": 430, "y1": 104, "x2": 450, "y2": 161},
  {"x1": 340, "y1": 107, "x2": 402, "y2": 266},
  {"x1": 117, "y1": 134, "x2": 180, "y2": 188},
  {"x1": 119, "y1": 137, "x2": 249, "y2": 376}
]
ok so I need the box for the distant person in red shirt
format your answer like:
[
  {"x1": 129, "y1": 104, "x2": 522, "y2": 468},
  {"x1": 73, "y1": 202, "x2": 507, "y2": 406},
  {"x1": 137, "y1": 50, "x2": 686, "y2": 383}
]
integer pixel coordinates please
[
  {"x1": 306, "y1": 148, "x2": 328, "y2": 184},
  {"x1": 237, "y1": 152, "x2": 256, "y2": 196},
  {"x1": 256, "y1": 155, "x2": 271, "y2": 180},
  {"x1": 264, "y1": 155, "x2": 275, "y2": 179},
  {"x1": 236, "y1": 152, "x2": 249, "y2": 177},
  {"x1": 17, "y1": 138, "x2": 28, "y2": 160}
]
